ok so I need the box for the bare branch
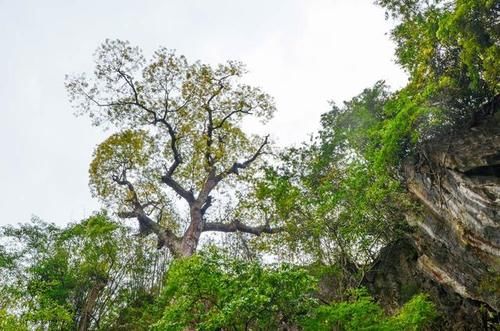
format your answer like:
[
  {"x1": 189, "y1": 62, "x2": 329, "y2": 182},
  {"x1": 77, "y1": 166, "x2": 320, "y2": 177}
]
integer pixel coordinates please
[
  {"x1": 205, "y1": 105, "x2": 215, "y2": 168},
  {"x1": 115, "y1": 68, "x2": 188, "y2": 180},
  {"x1": 112, "y1": 171, "x2": 181, "y2": 252},
  {"x1": 213, "y1": 107, "x2": 254, "y2": 130},
  {"x1": 101, "y1": 73, "x2": 191, "y2": 203},
  {"x1": 117, "y1": 211, "x2": 137, "y2": 219},
  {"x1": 161, "y1": 121, "x2": 183, "y2": 176},
  {"x1": 216, "y1": 135, "x2": 269, "y2": 180},
  {"x1": 197, "y1": 135, "x2": 269, "y2": 203},
  {"x1": 203, "y1": 219, "x2": 282, "y2": 235},
  {"x1": 136, "y1": 212, "x2": 181, "y2": 252},
  {"x1": 112, "y1": 170, "x2": 142, "y2": 209},
  {"x1": 161, "y1": 173, "x2": 195, "y2": 203},
  {"x1": 115, "y1": 68, "x2": 160, "y2": 123},
  {"x1": 200, "y1": 196, "x2": 213, "y2": 216},
  {"x1": 203, "y1": 74, "x2": 234, "y2": 168}
]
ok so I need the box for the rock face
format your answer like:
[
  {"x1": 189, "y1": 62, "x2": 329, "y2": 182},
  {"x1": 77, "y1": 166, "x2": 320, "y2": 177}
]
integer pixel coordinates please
[
  {"x1": 367, "y1": 101, "x2": 500, "y2": 329},
  {"x1": 365, "y1": 239, "x2": 495, "y2": 329}
]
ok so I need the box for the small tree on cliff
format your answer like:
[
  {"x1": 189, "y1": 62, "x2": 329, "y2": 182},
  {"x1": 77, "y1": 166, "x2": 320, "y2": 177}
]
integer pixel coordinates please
[{"x1": 66, "y1": 39, "x2": 281, "y2": 257}]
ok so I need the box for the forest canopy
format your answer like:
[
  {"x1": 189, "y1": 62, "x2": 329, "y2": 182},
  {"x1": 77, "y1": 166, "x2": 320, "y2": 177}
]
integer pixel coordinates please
[{"x1": 1, "y1": 0, "x2": 498, "y2": 329}]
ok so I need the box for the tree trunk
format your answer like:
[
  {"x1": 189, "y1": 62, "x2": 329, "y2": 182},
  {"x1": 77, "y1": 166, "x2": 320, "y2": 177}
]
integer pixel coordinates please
[
  {"x1": 179, "y1": 206, "x2": 204, "y2": 257},
  {"x1": 77, "y1": 280, "x2": 106, "y2": 331}
]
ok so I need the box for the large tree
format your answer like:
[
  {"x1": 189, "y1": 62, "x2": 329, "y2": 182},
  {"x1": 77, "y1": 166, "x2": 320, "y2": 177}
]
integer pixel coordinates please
[{"x1": 66, "y1": 39, "x2": 281, "y2": 257}]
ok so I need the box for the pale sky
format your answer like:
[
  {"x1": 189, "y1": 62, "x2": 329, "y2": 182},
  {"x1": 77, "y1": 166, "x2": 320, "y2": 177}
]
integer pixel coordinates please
[{"x1": 0, "y1": 0, "x2": 407, "y2": 226}]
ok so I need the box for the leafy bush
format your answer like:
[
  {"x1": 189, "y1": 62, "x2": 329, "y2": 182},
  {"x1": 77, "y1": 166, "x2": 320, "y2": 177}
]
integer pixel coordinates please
[
  {"x1": 152, "y1": 251, "x2": 436, "y2": 330},
  {"x1": 152, "y1": 249, "x2": 317, "y2": 330},
  {"x1": 303, "y1": 288, "x2": 436, "y2": 331}
]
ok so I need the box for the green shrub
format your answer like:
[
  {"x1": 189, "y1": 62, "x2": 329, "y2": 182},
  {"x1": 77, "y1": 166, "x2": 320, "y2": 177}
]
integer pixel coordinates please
[
  {"x1": 302, "y1": 289, "x2": 436, "y2": 331},
  {"x1": 152, "y1": 249, "x2": 317, "y2": 330}
]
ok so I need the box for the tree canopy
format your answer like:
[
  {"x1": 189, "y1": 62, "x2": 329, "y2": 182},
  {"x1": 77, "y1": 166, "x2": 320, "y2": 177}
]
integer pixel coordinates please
[{"x1": 66, "y1": 40, "x2": 280, "y2": 257}]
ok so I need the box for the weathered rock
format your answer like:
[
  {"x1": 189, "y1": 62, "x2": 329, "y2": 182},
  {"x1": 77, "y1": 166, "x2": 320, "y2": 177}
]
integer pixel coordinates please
[
  {"x1": 368, "y1": 100, "x2": 500, "y2": 329},
  {"x1": 365, "y1": 238, "x2": 497, "y2": 330},
  {"x1": 405, "y1": 108, "x2": 499, "y2": 307}
]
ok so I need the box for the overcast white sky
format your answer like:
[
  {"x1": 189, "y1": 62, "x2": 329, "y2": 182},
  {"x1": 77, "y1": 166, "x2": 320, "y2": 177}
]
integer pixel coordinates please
[{"x1": 0, "y1": 0, "x2": 407, "y2": 226}]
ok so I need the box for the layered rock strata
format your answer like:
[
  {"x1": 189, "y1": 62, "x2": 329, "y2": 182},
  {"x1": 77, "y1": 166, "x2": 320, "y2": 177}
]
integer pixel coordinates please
[{"x1": 367, "y1": 101, "x2": 499, "y2": 329}]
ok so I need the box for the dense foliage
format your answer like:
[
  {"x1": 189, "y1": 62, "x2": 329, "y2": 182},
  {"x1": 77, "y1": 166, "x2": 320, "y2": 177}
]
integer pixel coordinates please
[
  {"x1": 253, "y1": 0, "x2": 498, "y2": 269},
  {"x1": 152, "y1": 249, "x2": 317, "y2": 330},
  {"x1": 152, "y1": 251, "x2": 436, "y2": 330},
  {"x1": 377, "y1": 0, "x2": 498, "y2": 162},
  {"x1": 2, "y1": 0, "x2": 497, "y2": 329},
  {"x1": 252, "y1": 82, "x2": 410, "y2": 291},
  {"x1": 0, "y1": 215, "x2": 170, "y2": 330},
  {"x1": 1, "y1": 235, "x2": 436, "y2": 330}
]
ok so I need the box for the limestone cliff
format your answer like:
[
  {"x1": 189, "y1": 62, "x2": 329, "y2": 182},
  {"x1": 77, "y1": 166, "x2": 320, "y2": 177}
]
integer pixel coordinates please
[{"x1": 367, "y1": 99, "x2": 500, "y2": 329}]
